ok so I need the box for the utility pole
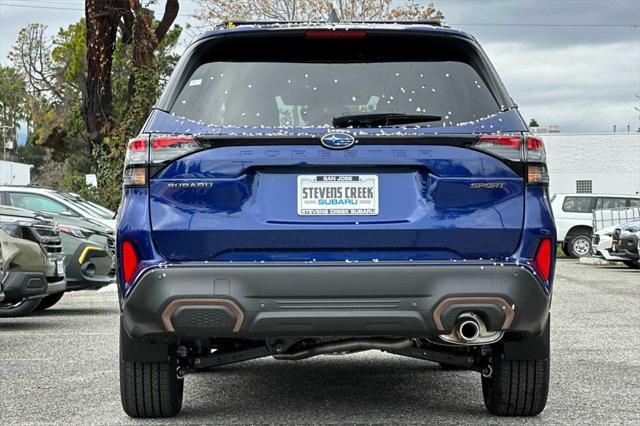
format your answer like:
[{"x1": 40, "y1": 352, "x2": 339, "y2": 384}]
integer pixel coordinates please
[
  {"x1": 634, "y1": 95, "x2": 640, "y2": 132},
  {"x1": 0, "y1": 125, "x2": 12, "y2": 161}
]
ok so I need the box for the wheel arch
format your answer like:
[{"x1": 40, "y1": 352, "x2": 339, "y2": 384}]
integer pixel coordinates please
[{"x1": 564, "y1": 225, "x2": 593, "y2": 242}]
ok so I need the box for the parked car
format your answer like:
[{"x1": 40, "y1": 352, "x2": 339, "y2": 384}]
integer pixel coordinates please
[
  {"x1": 592, "y1": 223, "x2": 640, "y2": 268},
  {"x1": 611, "y1": 221, "x2": 640, "y2": 268},
  {"x1": 0, "y1": 186, "x2": 116, "y2": 229},
  {"x1": 0, "y1": 187, "x2": 116, "y2": 307},
  {"x1": 0, "y1": 206, "x2": 66, "y2": 316},
  {"x1": 117, "y1": 21, "x2": 556, "y2": 418},
  {"x1": 551, "y1": 193, "x2": 640, "y2": 257}
]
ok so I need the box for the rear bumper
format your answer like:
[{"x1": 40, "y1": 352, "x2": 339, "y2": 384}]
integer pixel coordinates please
[
  {"x1": 121, "y1": 261, "x2": 551, "y2": 340},
  {"x1": 1, "y1": 271, "x2": 48, "y2": 303}
]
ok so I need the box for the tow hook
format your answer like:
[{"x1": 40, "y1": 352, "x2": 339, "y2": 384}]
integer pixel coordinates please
[
  {"x1": 481, "y1": 365, "x2": 493, "y2": 378},
  {"x1": 177, "y1": 366, "x2": 191, "y2": 378}
]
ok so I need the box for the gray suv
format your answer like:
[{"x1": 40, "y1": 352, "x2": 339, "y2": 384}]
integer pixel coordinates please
[{"x1": 0, "y1": 206, "x2": 66, "y2": 316}]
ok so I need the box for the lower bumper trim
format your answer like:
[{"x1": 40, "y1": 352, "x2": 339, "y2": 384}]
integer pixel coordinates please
[
  {"x1": 122, "y1": 261, "x2": 551, "y2": 339},
  {"x1": 161, "y1": 298, "x2": 244, "y2": 332}
]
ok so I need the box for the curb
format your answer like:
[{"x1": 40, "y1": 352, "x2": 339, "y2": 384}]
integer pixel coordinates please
[{"x1": 579, "y1": 257, "x2": 618, "y2": 266}]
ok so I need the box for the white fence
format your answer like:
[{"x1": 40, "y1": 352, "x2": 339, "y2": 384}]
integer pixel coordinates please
[{"x1": 592, "y1": 207, "x2": 640, "y2": 232}]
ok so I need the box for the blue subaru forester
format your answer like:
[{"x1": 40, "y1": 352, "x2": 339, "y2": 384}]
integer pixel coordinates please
[{"x1": 117, "y1": 20, "x2": 555, "y2": 418}]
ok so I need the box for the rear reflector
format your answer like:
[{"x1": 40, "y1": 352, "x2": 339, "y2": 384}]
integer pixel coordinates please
[
  {"x1": 533, "y1": 238, "x2": 553, "y2": 281},
  {"x1": 305, "y1": 30, "x2": 367, "y2": 39},
  {"x1": 121, "y1": 241, "x2": 139, "y2": 285}
]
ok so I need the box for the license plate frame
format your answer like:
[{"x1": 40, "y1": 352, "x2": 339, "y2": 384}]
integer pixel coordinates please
[{"x1": 297, "y1": 174, "x2": 379, "y2": 216}]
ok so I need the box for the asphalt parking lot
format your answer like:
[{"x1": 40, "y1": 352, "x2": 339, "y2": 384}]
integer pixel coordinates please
[{"x1": 1, "y1": 259, "x2": 639, "y2": 424}]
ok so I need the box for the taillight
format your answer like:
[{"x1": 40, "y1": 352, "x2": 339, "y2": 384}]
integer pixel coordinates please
[
  {"x1": 123, "y1": 136, "x2": 148, "y2": 187},
  {"x1": 150, "y1": 135, "x2": 200, "y2": 164},
  {"x1": 533, "y1": 238, "x2": 553, "y2": 282},
  {"x1": 473, "y1": 135, "x2": 522, "y2": 161},
  {"x1": 305, "y1": 30, "x2": 367, "y2": 39},
  {"x1": 524, "y1": 135, "x2": 548, "y2": 184},
  {"x1": 121, "y1": 240, "x2": 139, "y2": 285},
  {"x1": 123, "y1": 134, "x2": 202, "y2": 187},
  {"x1": 472, "y1": 134, "x2": 549, "y2": 185}
]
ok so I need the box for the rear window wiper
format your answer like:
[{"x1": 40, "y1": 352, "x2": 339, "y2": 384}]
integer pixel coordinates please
[{"x1": 332, "y1": 113, "x2": 442, "y2": 128}]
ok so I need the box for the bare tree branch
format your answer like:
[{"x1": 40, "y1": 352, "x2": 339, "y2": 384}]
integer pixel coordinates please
[
  {"x1": 194, "y1": 0, "x2": 443, "y2": 26},
  {"x1": 155, "y1": 0, "x2": 180, "y2": 44}
]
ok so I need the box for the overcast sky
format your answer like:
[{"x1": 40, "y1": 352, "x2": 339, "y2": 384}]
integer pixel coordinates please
[{"x1": 0, "y1": 0, "x2": 639, "y2": 133}]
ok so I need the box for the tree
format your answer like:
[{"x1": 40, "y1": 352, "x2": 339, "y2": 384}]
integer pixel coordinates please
[
  {"x1": 195, "y1": 0, "x2": 443, "y2": 25},
  {"x1": 529, "y1": 118, "x2": 539, "y2": 127},
  {"x1": 10, "y1": 22, "x2": 87, "y2": 161},
  {"x1": 8, "y1": 10, "x2": 181, "y2": 208},
  {"x1": 84, "y1": 0, "x2": 180, "y2": 145},
  {"x1": 0, "y1": 66, "x2": 27, "y2": 157}
]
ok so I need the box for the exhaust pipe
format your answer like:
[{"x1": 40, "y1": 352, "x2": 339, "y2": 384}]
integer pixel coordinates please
[
  {"x1": 456, "y1": 317, "x2": 481, "y2": 342},
  {"x1": 273, "y1": 338, "x2": 413, "y2": 361},
  {"x1": 439, "y1": 312, "x2": 503, "y2": 345}
]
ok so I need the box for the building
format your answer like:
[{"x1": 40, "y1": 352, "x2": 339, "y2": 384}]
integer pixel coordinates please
[
  {"x1": 544, "y1": 133, "x2": 640, "y2": 196},
  {"x1": 0, "y1": 160, "x2": 31, "y2": 185},
  {"x1": 530, "y1": 124, "x2": 561, "y2": 134}
]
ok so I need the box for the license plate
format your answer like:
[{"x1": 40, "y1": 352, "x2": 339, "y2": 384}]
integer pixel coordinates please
[
  {"x1": 297, "y1": 175, "x2": 379, "y2": 216},
  {"x1": 51, "y1": 259, "x2": 65, "y2": 276}
]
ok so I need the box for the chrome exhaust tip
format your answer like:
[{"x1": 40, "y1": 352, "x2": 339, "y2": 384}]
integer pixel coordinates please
[
  {"x1": 457, "y1": 318, "x2": 481, "y2": 342},
  {"x1": 439, "y1": 312, "x2": 503, "y2": 345}
]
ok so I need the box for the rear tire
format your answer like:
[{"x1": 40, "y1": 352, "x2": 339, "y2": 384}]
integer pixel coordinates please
[
  {"x1": 120, "y1": 354, "x2": 184, "y2": 418},
  {"x1": 36, "y1": 292, "x2": 64, "y2": 310},
  {"x1": 566, "y1": 233, "x2": 591, "y2": 258},
  {"x1": 0, "y1": 298, "x2": 41, "y2": 317},
  {"x1": 482, "y1": 342, "x2": 550, "y2": 416}
]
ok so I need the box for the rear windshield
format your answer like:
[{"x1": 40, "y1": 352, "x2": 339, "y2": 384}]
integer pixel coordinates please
[{"x1": 169, "y1": 35, "x2": 501, "y2": 128}]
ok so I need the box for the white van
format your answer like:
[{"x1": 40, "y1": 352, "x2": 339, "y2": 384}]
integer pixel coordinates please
[{"x1": 550, "y1": 193, "x2": 640, "y2": 257}]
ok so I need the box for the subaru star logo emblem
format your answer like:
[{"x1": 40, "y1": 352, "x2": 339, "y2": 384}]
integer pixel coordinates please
[{"x1": 321, "y1": 132, "x2": 356, "y2": 150}]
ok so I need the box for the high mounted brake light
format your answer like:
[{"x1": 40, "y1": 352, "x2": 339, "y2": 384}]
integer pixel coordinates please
[
  {"x1": 472, "y1": 134, "x2": 549, "y2": 185},
  {"x1": 304, "y1": 30, "x2": 367, "y2": 38},
  {"x1": 123, "y1": 134, "x2": 202, "y2": 187}
]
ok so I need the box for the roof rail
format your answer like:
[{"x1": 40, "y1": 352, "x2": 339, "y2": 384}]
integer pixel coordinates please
[{"x1": 215, "y1": 19, "x2": 444, "y2": 30}]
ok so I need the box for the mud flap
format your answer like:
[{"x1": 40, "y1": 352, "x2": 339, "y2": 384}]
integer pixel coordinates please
[
  {"x1": 501, "y1": 314, "x2": 550, "y2": 361},
  {"x1": 120, "y1": 320, "x2": 170, "y2": 362}
]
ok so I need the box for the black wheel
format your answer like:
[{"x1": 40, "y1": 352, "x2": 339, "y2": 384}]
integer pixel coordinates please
[
  {"x1": 482, "y1": 341, "x2": 550, "y2": 416},
  {"x1": 566, "y1": 233, "x2": 591, "y2": 258},
  {"x1": 622, "y1": 261, "x2": 640, "y2": 269},
  {"x1": 0, "y1": 298, "x2": 41, "y2": 317},
  {"x1": 36, "y1": 292, "x2": 64, "y2": 310},
  {"x1": 120, "y1": 351, "x2": 184, "y2": 418}
]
